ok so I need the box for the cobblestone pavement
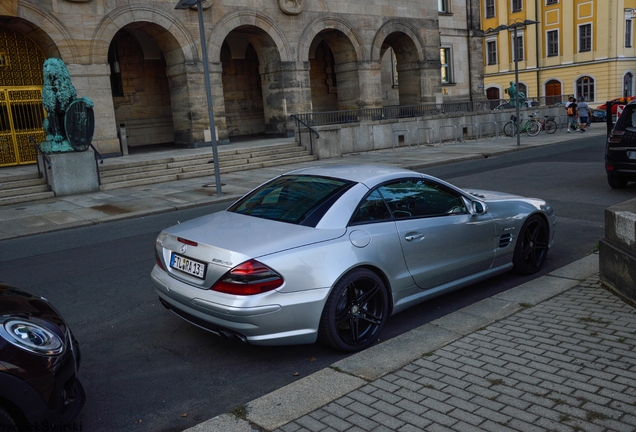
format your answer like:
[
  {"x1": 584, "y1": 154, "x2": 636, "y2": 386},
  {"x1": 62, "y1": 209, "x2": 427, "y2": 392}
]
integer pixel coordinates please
[{"x1": 272, "y1": 276, "x2": 636, "y2": 432}]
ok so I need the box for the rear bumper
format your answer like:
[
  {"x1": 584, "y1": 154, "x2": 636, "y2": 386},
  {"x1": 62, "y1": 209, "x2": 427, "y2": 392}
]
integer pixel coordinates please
[{"x1": 151, "y1": 265, "x2": 331, "y2": 346}]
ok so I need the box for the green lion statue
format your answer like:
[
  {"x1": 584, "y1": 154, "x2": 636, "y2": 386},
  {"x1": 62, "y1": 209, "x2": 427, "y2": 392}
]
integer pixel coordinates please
[{"x1": 41, "y1": 58, "x2": 94, "y2": 153}]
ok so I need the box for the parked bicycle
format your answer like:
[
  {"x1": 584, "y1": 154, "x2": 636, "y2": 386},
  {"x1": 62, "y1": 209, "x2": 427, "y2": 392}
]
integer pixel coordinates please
[
  {"x1": 529, "y1": 111, "x2": 557, "y2": 134},
  {"x1": 503, "y1": 115, "x2": 541, "y2": 137}
]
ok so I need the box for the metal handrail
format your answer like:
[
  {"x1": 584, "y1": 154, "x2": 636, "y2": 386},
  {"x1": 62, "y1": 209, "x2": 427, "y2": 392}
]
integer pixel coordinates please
[
  {"x1": 89, "y1": 143, "x2": 104, "y2": 186},
  {"x1": 29, "y1": 136, "x2": 51, "y2": 191},
  {"x1": 290, "y1": 114, "x2": 319, "y2": 155}
]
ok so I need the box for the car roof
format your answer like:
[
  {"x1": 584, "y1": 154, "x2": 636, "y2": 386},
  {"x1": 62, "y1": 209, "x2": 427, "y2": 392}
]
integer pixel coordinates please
[{"x1": 284, "y1": 164, "x2": 418, "y2": 184}]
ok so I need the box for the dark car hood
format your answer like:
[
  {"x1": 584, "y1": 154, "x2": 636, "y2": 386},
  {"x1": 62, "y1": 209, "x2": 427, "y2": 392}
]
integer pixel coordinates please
[{"x1": 0, "y1": 283, "x2": 68, "y2": 336}]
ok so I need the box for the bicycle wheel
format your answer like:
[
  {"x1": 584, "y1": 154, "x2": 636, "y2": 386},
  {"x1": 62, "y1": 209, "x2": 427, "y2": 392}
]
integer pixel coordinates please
[
  {"x1": 544, "y1": 120, "x2": 557, "y2": 134},
  {"x1": 526, "y1": 120, "x2": 541, "y2": 137},
  {"x1": 503, "y1": 121, "x2": 516, "y2": 137}
]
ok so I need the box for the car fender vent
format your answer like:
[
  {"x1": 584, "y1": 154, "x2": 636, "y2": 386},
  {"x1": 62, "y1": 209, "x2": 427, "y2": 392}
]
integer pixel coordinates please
[{"x1": 499, "y1": 233, "x2": 513, "y2": 248}]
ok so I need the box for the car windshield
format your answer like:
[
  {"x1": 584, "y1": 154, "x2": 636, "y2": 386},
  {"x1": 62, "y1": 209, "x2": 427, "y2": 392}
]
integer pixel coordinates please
[{"x1": 228, "y1": 175, "x2": 355, "y2": 225}]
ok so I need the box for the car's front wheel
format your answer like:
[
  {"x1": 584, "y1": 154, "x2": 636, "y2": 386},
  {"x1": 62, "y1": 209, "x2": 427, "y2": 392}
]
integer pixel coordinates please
[
  {"x1": 319, "y1": 269, "x2": 388, "y2": 352},
  {"x1": 513, "y1": 214, "x2": 550, "y2": 275}
]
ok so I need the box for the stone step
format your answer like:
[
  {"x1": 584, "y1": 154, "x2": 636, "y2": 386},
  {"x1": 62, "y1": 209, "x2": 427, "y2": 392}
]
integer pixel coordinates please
[
  {"x1": 0, "y1": 191, "x2": 55, "y2": 206},
  {"x1": 0, "y1": 184, "x2": 50, "y2": 198},
  {"x1": 100, "y1": 167, "x2": 183, "y2": 184},
  {"x1": 0, "y1": 177, "x2": 48, "y2": 190},
  {"x1": 99, "y1": 174, "x2": 179, "y2": 191},
  {"x1": 99, "y1": 163, "x2": 171, "y2": 178}
]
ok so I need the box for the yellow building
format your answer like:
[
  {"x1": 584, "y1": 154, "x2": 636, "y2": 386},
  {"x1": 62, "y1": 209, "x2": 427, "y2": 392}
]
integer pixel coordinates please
[{"x1": 482, "y1": 0, "x2": 636, "y2": 107}]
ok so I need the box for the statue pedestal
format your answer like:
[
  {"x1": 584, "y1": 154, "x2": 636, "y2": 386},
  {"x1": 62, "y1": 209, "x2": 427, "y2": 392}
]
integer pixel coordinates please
[{"x1": 40, "y1": 151, "x2": 99, "y2": 197}]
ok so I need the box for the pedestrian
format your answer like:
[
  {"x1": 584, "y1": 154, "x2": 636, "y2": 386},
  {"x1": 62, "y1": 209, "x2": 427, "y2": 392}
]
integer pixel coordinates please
[
  {"x1": 565, "y1": 97, "x2": 577, "y2": 132},
  {"x1": 577, "y1": 97, "x2": 589, "y2": 132}
]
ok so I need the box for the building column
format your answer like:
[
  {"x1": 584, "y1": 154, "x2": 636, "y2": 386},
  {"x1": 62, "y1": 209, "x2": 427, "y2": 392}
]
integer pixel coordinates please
[
  {"x1": 357, "y1": 61, "x2": 383, "y2": 108},
  {"x1": 67, "y1": 63, "x2": 120, "y2": 156}
]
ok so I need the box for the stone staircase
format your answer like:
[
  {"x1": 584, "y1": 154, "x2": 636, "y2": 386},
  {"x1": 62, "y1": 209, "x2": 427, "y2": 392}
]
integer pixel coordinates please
[
  {"x1": 0, "y1": 172, "x2": 55, "y2": 206},
  {"x1": 0, "y1": 140, "x2": 317, "y2": 205},
  {"x1": 98, "y1": 141, "x2": 317, "y2": 191}
]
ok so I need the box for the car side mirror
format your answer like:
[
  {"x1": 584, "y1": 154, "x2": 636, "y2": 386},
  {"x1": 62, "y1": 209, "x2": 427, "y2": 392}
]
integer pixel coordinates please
[{"x1": 468, "y1": 200, "x2": 487, "y2": 215}]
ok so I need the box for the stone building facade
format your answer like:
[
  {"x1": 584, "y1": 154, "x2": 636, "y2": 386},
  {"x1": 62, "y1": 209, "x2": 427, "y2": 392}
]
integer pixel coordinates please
[{"x1": 0, "y1": 0, "x2": 483, "y2": 165}]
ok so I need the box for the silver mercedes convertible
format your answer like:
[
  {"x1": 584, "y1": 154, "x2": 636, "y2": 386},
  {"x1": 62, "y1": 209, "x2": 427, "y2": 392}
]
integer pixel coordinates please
[{"x1": 151, "y1": 165, "x2": 555, "y2": 352}]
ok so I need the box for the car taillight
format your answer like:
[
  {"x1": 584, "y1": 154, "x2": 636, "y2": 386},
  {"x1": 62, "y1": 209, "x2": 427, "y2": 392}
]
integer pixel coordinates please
[
  {"x1": 155, "y1": 248, "x2": 166, "y2": 271},
  {"x1": 211, "y1": 260, "x2": 283, "y2": 295}
]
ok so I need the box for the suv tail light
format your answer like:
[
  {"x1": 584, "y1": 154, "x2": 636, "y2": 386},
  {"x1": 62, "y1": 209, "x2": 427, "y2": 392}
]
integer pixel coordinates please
[{"x1": 211, "y1": 260, "x2": 284, "y2": 295}]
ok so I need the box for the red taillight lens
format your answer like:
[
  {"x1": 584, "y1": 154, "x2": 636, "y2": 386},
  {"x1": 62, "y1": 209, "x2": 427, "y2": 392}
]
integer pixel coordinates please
[
  {"x1": 211, "y1": 260, "x2": 283, "y2": 295},
  {"x1": 155, "y1": 248, "x2": 166, "y2": 271}
]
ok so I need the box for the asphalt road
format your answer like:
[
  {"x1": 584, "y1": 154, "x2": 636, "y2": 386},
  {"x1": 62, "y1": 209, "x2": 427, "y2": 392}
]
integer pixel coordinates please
[{"x1": 0, "y1": 132, "x2": 633, "y2": 431}]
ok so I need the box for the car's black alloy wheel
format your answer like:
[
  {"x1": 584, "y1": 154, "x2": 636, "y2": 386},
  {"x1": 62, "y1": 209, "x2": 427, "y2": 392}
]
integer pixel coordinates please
[
  {"x1": 513, "y1": 214, "x2": 550, "y2": 275},
  {"x1": 319, "y1": 268, "x2": 388, "y2": 352}
]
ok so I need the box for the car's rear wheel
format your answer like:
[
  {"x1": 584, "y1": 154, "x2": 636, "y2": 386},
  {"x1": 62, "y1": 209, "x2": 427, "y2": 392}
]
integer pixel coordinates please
[
  {"x1": 513, "y1": 214, "x2": 550, "y2": 275},
  {"x1": 607, "y1": 174, "x2": 628, "y2": 189},
  {"x1": 319, "y1": 269, "x2": 388, "y2": 352}
]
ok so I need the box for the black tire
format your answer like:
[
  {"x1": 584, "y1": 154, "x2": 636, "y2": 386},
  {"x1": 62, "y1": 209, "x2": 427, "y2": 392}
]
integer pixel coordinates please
[
  {"x1": 525, "y1": 120, "x2": 541, "y2": 137},
  {"x1": 607, "y1": 174, "x2": 628, "y2": 189},
  {"x1": 545, "y1": 120, "x2": 557, "y2": 134},
  {"x1": 319, "y1": 268, "x2": 389, "y2": 352},
  {"x1": 503, "y1": 121, "x2": 515, "y2": 137},
  {"x1": 0, "y1": 405, "x2": 18, "y2": 430},
  {"x1": 513, "y1": 214, "x2": 550, "y2": 275}
]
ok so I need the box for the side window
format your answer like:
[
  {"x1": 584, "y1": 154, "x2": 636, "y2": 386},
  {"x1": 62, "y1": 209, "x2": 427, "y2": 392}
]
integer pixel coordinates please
[
  {"x1": 350, "y1": 190, "x2": 392, "y2": 224},
  {"x1": 378, "y1": 179, "x2": 467, "y2": 219}
]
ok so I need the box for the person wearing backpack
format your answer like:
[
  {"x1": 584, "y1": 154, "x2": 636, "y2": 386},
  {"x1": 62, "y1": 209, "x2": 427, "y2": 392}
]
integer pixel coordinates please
[{"x1": 565, "y1": 97, "x2": 577, "y2": 132}]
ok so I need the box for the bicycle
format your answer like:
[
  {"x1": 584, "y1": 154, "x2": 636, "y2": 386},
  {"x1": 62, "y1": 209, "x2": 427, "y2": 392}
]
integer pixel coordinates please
[
  {"x1": 529, "y1": 111, "x2": 557, "y2": 134},
  {"x1": 503, "y1": 114, "x2": 541, "y2": 137}
]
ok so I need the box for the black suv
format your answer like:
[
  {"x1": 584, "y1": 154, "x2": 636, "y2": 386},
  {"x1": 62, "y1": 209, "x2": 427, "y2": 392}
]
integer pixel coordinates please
[{"x1": 605, "y1": 100, "x2": 636, "y2": 188}]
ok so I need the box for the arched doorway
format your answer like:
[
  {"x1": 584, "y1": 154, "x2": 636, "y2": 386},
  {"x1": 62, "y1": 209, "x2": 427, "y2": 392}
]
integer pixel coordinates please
[
  {"x1": 220, "y1": 27, "x2": 286, "y2": 140},
  {"x1": 380, "y1": 32, "x2": 421, "y2": 108},
  {"x1": 545, "y1": 79, "x2": 562, "y2": 105},
  {"x1": 108, "y1": 26, "x2": 174, "y2": 152},
  {"x1": 0, "y1": 27, "x2": 46, "y2": 166},
  {"x1": 486, "y1": 87, "x2": 500, "y2": 109}
]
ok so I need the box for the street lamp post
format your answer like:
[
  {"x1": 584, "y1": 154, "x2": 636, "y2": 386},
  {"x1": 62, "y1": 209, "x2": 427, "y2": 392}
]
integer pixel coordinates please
[
  {"x1": 175, "y1": 0, "x2": 222, "y2": 196},
  {"x1": 485, "y1": 19, "x2": 538, "y2": 147}
]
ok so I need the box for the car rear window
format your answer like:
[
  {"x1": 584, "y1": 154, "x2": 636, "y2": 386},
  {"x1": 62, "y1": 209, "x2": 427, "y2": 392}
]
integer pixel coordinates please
[
  {"x1": 228, "y1": 175, "x2": 355, "y2": 226},
  {"x1": 613, "y1": 105, "x2": 636, "y2": 131}
]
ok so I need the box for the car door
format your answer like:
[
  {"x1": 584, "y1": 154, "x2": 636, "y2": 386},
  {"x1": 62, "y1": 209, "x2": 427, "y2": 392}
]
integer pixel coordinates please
[{"x1": 377, "y1": 178, "x2": 496, "y2": 291}]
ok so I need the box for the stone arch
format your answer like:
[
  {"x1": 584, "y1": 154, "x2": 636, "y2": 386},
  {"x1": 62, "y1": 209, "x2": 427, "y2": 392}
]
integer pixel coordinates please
[
  {"x1": 297, "y1": 16, "x2": 364, "y2": 63},
  {"x1": 12, "y1": 3, "x2": 77, "y2": 61},
  {"x1": 208, "y1": 11, "x2": 291, "y2": 63},
  {"x1": 90, "y1": 5, "x2": 197, "y2": 66},
  {"x1": 372, "y1": 21, "x2": 427, "y2": 107}
]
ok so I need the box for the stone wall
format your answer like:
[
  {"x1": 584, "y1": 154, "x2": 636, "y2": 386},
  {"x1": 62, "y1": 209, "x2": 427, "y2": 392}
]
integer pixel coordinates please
[
  {"x1": 299, "y1": 106, "x2": 564, "y2": 159},
  {"x1": 599, "y1": 198, "x2": 636, "y2": 304}
]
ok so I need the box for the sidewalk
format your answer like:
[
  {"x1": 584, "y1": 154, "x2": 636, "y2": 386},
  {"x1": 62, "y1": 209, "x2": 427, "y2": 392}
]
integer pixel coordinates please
[
  {"x1": 0, "y1": 126, "x2": 606, "y2": 241},
  {"x1": 188, "y1": 254, "x2": 636, "y2": 432}
]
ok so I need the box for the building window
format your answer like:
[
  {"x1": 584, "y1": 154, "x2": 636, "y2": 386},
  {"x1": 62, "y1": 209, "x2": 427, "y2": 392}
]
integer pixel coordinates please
[
  {"x1": 546, "y1": 0, "x2": 558, "y2": 4},
  {"x1": 440, "y1": 47, "x2": 451, "y2": 83},
  {"x1": 438, "y1": 0, "x2": 449, "y2": 13},
  {"x1": 487, "y1": 40, "x2": 497, "y2": 65},
  {"x1": 626, "y1": 20, "x2": 633, "y2": 48},
  {"x1": 485, "y1": 0, "x2": 495, "y2": 18},
  {"x1": 513, "y1": 34, "x2": 524, "y2": 61},
  {"x1": 576, "y1": 75, "x2": 595, "y2": 101},
  {"x1": 547, "y1": 30, "x2": 559, "y2": 56},
  {"x1": 624, "y1": 72, "x2": 633, "y2": 97},
  {"x1": 511, "y1": 0, "x2": 523, "y2": 12},
  {"x1": 579, "y1": 24, "x2": 592, "y2": 52}
]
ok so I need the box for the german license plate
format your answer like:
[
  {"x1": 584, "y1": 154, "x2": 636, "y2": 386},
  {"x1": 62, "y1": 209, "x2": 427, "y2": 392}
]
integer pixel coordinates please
[
  {"x1": 628, "y1": 151, "x2": 636, "y2": 159},
  {"x1": 170, "y1": 253, "x2": 206, "y2": 279}
]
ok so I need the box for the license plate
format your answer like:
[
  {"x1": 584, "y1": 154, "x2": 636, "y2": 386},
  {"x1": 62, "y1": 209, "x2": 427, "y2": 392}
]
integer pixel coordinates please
[
  {"x1": 628, "y1": 151, "x2": 636, "y2": 159},
  {"x1": 170, "y1": 253, "x2": 207, "y2": 279}
]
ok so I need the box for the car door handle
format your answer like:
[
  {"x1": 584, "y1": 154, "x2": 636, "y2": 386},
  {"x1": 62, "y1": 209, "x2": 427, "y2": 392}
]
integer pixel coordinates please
[{"x1": 404, "y1": 233, "x2": 425, "y2": 241}]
